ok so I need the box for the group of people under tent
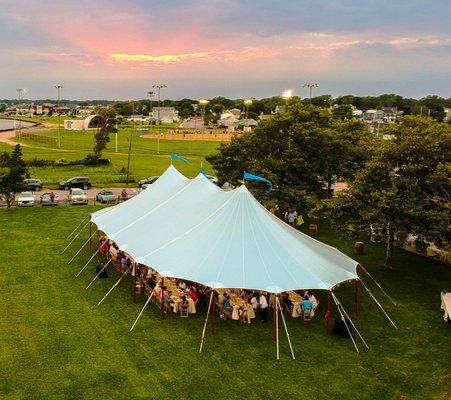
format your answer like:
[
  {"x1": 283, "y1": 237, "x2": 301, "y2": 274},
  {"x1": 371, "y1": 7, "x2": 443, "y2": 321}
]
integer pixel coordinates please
[{"x1": 97, "y1": 236, "x2": 319, "y2": 321}]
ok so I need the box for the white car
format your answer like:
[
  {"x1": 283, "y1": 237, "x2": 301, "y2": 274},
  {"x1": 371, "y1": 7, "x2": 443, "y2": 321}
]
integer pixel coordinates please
[
  {"x1": 68, "y1": 188, "x2": 88, "y2": 205},
  {"x1": 17, "y1": 191, "x2": 35, "y2": 207}
]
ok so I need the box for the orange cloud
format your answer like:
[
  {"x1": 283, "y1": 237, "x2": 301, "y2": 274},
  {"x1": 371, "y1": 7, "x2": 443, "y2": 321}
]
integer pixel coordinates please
[{"x1": 109, "y1": 47, "x2": 278, "y2": 66}]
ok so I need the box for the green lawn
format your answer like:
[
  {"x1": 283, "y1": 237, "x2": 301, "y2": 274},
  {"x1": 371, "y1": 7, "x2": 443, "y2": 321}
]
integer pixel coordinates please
[
  {"x1": 1, "y1": 206, "x2": 449, "y2": 399},
  {"x1": 0, "y1": 128, "x2": 220, "y2": 188}
]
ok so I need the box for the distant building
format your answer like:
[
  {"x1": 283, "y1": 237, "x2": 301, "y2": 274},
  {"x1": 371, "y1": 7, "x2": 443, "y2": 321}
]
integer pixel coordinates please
[
  {"x1": 274, "y1": 105, "x2": 286, "y2": 114},
  {"x1": 150, "y1": 107, "x2": 179, "y2": 123},
  {"x1": 75, "y1": 106, "x2": 96, "y2": 117},
  {"x1": 127, "y1": 115, "x2": 150, "y2": 124},
  {"x1": 228, "y1": 108, "x2": 241, "y2": 118},
  {"x1": 29, "y1": 103, "x2": 70, "y2": 116},
  {"x1": 363, "y1": 109, "x2": 385, "y2": 123},
  {"x1": 64, "y1": 115, "x2": 102, "y2": 131},
  {"x1": 381, "y1": 107, "x2": 403, "y2": 123},
  {"x1": 443, "y1": 108, "x2": 451, "y2": 122}
]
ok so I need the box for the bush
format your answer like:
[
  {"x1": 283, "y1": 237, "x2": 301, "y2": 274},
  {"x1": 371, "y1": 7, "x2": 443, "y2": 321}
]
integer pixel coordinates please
[{"x1": 83, "y1": 153, "x2": 110, "y2": 166}]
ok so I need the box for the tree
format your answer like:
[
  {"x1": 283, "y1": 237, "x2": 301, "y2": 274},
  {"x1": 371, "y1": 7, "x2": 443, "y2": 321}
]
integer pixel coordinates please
[
  {"x1": 0, "y1": 144, "x2": 29, "y2": 209},
  {"x1": 92, "y1": 106, "x2": 117, "y2": 159},
  {"x1": 312, "y1": 116, "x2": 450, "y2": 266},
  {"x1": 207, "y1": 101, "x2": 371, "y2": 210}
]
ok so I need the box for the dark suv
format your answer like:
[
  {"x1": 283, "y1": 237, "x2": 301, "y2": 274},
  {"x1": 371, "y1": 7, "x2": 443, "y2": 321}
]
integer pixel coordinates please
[
  {"x1": 59, "y1": 177, "x2": 92, "y2": 190},
  {"x1": 23, "y1": 178, "x2": 43, "y2": 191}
]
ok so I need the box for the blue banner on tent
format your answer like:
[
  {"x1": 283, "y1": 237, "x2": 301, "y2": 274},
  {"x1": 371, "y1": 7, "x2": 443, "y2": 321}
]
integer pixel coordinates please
[
  {"x1": 243, "y1": 171, "x2": 273, "y2": 190},
  {"x1": 170, "y1": 153, "x2": 190, "y2": 164}
]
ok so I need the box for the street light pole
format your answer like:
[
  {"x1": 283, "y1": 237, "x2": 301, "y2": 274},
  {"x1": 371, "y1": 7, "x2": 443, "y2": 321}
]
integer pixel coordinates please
[
  {"x1": 126, "y1": 101, "x2": 135, "y2": 186},
  {"x1": 152, "y1": 84, "x2": 166, "y2": 154},
  {"x1": 55, "y1": 84, "x2": 63, "y2": 148},
  {"x1": 303, "y1": 83, "x2": 319, "y2": 99},
  {"x1": 15, "y1": 88, "x2": 25, "y2": 138}
]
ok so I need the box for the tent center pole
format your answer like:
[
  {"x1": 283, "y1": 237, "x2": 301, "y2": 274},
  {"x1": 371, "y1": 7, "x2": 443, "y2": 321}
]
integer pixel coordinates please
[
  {"x1": 199, "y1": 290, "x2": 214, "y2": 353},
  {"x1": 277, "y1": 297, "x2": 296, "y2": 360}
]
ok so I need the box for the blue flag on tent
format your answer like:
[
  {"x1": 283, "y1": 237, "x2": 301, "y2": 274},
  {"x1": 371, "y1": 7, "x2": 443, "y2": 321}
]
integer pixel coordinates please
[
  {"x1": 170, "y1": 153, "x2": 190, "y2": 164},
  {"x1": 243, "y1": 171, "x2": 273, "y2": 190},
  {"x1": 200, "y1": 167, "x2": 207, "y2": 176}
]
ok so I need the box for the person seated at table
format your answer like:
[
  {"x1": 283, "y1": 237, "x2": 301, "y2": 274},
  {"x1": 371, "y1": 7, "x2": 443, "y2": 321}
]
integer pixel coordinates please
[
  {"x1": 223, "y1": 295, "x2": 233, "y2": 315},
  {"x1": 281, "y1": 293, "x2": 293, "y2": 309},
  {"x1": 180, "y1": 295, "x2": 189, "y2": 311},
  {"x1": 218, "y1": 292, "x2": 225, "y2": 305},
  {"x1": 147, "y1": 274, "x2": 157, "y2": 289},
  {"x1": 300, "y1": 295, "x2": 313, "y2": 316},
  {"x1": 164, "y1": 290, "x2": 172, "y2": 308},
  {"x1": 308, "y1": 292, "x2": 318, "y2": 310},
  {"x1": 154, "y1": 283, "x2": 163, "y2": 297},
  {"x1": 178, "y1": 280, "x2": 187, "y2": 290},
  {"x1": 189, "y1": 287, "x2": 199, "y2": 304}
]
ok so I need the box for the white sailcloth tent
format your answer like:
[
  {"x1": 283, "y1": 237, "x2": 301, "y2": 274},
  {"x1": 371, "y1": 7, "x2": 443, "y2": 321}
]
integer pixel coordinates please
[
  {"x1": 91, "y1": 165, "x2": 359, "y2": 293},
  {"x1": 85, "y1": 165, "x2": 397, "y2": 358}
]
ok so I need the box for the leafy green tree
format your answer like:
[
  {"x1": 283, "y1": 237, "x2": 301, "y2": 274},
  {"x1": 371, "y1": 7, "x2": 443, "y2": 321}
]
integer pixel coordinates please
[
  {"x1": 312, "y1": 116, "x2": 450, "y2": 266},
  {"x1": 0, "y1": 145, "x2": 29, "y2": 209},
  {"x1": 92, "y1": 107, "x2": 117, "y2": 158},
  {"x1": 207, "y1": 101, "x2": 371, "y2": 210}
]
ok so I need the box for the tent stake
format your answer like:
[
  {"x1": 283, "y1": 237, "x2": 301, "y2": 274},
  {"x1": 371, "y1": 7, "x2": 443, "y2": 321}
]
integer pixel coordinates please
[
  {"x1": 331, "y1": 291, "x2": 360, "y2": 354},
  {"x1": 276, "y1": 297, "x2": 295, "y2": 360},
  {"x1": 68, "y1": 230, "x2": 97, "y2": 265},
  {"x1": 332, "y1": 293, "x2": 369, "y2": 350},
  {"x1": 75, "y1": 249, "x2": 99, "y2": 277},
  {"x1": 199, "y1": 291, "x2": 214, "y2": 353},
  {"x1": 96, "y1": 271, "x2": 127, "y2": 307},
  {"x1": 359, "y1": 264, "x2": 396, "y2": 305},
  {"x1": 359, "y1": 279, "x2": 398, "y2": 330},
  {"x1": 62, "y1": 220, "x2": 90, "y2": 254},
  {"x1": 85, "y1": 259, "x2": 112, "y2": 289},
  {"x1": 66, "y1": 217, "x2": 89, "y2": 240},
  {"x1": 129, "y1": 281, "x2": 161, "y2": 332}
]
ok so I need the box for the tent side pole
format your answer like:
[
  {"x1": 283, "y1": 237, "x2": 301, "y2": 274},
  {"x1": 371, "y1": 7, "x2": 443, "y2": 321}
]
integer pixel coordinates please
[
  {"x1": 211, "y1": 294, "x2": 217, "y2": 335},
  {"x1": 325, "y1": 291, "x2": 332, "y2": 333},
  {"x1": 89, "y1": 222, "x2": 92, "y2": 252},
  {"x1": 161, "y1": 277, "x2": 165, "y2": 320},
  {"x1": 129, "y1": 284, "x2": 159, "y2": 331},
  {"x1": 275, "y1": 294, "x2": 279, "y2": 360},
  {"x1": 359, "y1": 264, "x2": 396, "y2": 305},
  {"x1": 85, "y1": 259, "x2": 112, "y2": 289},
  {"x1": 96, "y1": 271, "x2": 127, "y2": 307},
  {"x1": 331, "y1": 292, "x2": 360, "y2": 354},
  {"x1": 68, "y1": 230, "x2": 97, "y2": 264},
  {"x1": 359, "y1": 279, "x2": 398, "y2": 330},
  {"x1": 199, "y1": 291, "x2": 214, "y2": 353},
  {"x1": 333, "y1": 293, "x2": 369, "y2": 350},
  {"x1": 276, "y1": 297, "x2": 295, "y2": 360},
  {"x1": 75, "y1": 249, "x2": 99, "y2": 277},
  {"x1": 62, "y1": 220, "x2": 90, "y2": 254}
]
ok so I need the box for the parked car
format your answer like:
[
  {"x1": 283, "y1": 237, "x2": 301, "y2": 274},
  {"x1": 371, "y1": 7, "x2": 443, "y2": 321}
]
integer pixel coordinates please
[
  {"x1": 23, "y1": 178, "x2": 43, "y2": 192},
  {"x1": 96, "y1": 190, "x2": 117, "y2": 204},
  {"x1": 40, "y1": 192, "x2": 59, "y2": 206},
  {"x1": 59, "y1": 177, "x2": 91, "y2": 190},
  {"x1": 68, "y1": 188, "x2": 88, "y2": 205},
  {"x1": 17, "y1": 191, "x2": 35, "y2": 207},
  {"x1": 138, "y1": 176, "x2": 159, "y2": 188}
]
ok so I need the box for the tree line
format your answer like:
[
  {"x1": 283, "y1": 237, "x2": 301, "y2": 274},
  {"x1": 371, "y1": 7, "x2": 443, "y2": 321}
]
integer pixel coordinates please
[{"x1": 207, "y1": 99, "x2": 450, "y2": 266}]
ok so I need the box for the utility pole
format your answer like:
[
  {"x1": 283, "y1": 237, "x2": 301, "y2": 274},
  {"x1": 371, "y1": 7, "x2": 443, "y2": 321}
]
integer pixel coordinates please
[
  {"x1": 152, "y1": 84, "x2": 166, "y2": 154},
  {"x1": 55, "y1": 84, "x2": 63, "y2": 148},
  {"x1": 303, "y1": 83, "x2": 319, "y2": 99}
]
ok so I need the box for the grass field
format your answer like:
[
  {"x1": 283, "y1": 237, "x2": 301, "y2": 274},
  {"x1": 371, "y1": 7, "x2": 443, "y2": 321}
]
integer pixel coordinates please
[
  {"x1": 1, "y1": 206, "x2": 450, "y2": 399},
  {"x1": 0, "y1": 127, "x2": 220, "y2": 188}
]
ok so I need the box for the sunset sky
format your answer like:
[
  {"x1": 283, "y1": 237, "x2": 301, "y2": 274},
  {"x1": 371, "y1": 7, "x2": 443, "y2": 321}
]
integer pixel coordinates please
[{"x1": 1, "y1": 0, "x2": 450, "y2": 100}]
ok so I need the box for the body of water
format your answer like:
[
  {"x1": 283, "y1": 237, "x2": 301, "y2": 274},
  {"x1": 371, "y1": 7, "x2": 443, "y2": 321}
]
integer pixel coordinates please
[{"x1": 0, "y1": 118, "x2": 36, "y2": 131}]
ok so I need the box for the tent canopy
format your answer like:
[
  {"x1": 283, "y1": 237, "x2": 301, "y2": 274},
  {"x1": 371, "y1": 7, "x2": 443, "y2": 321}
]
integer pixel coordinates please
[{"x1": 91, "y1": 165, "x2": 358, "y2": 293}]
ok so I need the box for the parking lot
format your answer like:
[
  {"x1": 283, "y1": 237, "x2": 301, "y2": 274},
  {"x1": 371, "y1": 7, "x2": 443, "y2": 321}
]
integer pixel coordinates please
[{"x1": 1, "y1": 187, "x2": 136, "y2": 207}]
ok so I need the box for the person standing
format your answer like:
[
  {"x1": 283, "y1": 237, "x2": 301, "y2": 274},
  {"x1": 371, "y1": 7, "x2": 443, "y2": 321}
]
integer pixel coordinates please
[
  {"x1": 287, "y1": 211, "x2": 295, "y2": 227},
  {"x1": 259, "y1": 292, "x2": 268, "y2": 322}
]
